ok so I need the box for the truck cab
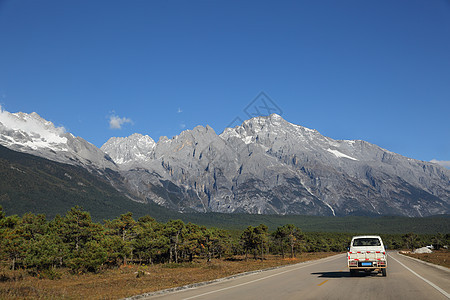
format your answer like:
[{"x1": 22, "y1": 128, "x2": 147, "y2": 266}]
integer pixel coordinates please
[{"x1": 348, "y1": 235, "x2": 387, "y2": 276}]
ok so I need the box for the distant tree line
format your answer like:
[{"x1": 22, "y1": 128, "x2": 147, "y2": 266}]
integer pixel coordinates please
[{"x1": 0, "y1": 206, "x2": 448, "y2": 275}]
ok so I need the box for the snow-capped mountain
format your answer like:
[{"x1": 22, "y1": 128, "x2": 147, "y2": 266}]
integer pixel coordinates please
[
  {"x1": 101, "y1": 133, "x2": 156, "y2": 165},
  {"x1": 1, "y1": 106, "x2": 449, "y2": 217},
  {"x1": 102, "y1": 114, "x2": 450, "y2": 217},
  {"x1": 0, "y1": 108, "x2": 116, "y2": 170}
]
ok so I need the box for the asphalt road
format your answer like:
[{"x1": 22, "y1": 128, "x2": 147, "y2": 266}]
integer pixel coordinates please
[{"x1": 137, "y1": 252, "x2": 450, "y2": 300}]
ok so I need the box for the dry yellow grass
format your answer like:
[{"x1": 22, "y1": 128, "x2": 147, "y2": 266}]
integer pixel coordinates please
[
  {"x1": 0, "y1": 253, "x2": 335, "y2": 299},
  {"x1": 401, "y1": 249, "x2": 450, "y2": 268}
]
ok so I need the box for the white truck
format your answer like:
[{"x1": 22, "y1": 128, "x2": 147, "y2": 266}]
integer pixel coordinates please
[{"x1": 347, "y1": 235, "x2": 387, "y2": 277}]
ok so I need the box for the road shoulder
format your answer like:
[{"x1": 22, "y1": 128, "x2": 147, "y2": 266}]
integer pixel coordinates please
[{"x1": 398, "y1": 252, "x2": 450, "y2": 273}]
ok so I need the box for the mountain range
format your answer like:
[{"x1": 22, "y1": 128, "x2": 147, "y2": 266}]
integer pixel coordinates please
[{"x1": 1, "y1": 108, "x2": 449, "y2": 217}]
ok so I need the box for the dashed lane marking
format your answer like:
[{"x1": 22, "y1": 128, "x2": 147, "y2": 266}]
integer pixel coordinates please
[{"x1": 317, "y1": 280, "x2": 328, "y2": 286}]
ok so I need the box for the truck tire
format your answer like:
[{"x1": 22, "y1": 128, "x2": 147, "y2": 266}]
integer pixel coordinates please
[
  {"x1": 350, "y1": 269, "x2": 357, "y2": 277},
  {"x1": 382, "y1": 269, "x2": 387, "y2": 277}
]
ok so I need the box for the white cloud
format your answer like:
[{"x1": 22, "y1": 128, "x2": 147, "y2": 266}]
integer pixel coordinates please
[
  {"x1": 180, "y1": 123, "x2": 186, "y2": 129},
  {"x1": 177, "y1": 107, "x2": 182, "y2": 113},
  {"x1": 430, "y1": 159, "x2": 450, "y2": 169},
  {"x1": 109, "y1": 114, "x2": 133, "y2": 129}
]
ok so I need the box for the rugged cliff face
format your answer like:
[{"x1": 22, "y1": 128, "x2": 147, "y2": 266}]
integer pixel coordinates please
[
  {"x1": 1, "y1": 108, "x2": 449, "y2": 217},
  {"x1": 102, "y1": 114, "x2": 450, "y2": 217}
]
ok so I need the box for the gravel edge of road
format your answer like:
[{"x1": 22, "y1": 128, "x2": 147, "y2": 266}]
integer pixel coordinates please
[
  {"x1": 123, "y1": 254, "x2": 342, "y2": 300},
  {"x1": 397, "y1": 252, "x2": 450, "y2": 273}
]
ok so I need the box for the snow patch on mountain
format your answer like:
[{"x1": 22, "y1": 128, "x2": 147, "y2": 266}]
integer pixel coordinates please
[
  {"x1": 0, "y1": 107, "x2": 116, "y2": 170},
  {"x1": 327, "y1": 148, "x2": 358, "y2": 160},
  {"x1": 323, "y1": 201, "x2": 336, "y2": 216},
  {"x1": 0, "y1": 106, "x2": 68, "y2": 151}
]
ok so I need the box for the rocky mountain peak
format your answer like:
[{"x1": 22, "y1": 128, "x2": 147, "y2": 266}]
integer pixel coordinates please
[
  {"x1": 0, "y1": 108, "x2": 115, "y2": 170},
  {"x1": 220, "y1": 114, "x2": 323, "y2": 150},
  {"x1": 0, "y1": 108, "x2": 68, "y2": 151},
  {"x1": 101, "y1": 133, "x2": 156, "y2": 165}
]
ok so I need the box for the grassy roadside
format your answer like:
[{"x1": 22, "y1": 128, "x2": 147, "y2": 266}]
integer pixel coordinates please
[
  {"x1": 0, "y1": 252, "x2": 336, "y2": 299},
  {"x1": 399, "y1": 249, "x2": 450, "y2": 269}
]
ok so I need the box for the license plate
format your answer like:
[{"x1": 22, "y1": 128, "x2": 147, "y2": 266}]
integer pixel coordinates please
[{"x1": 361, "y1": 262, "x2": 372, "y2": 266}]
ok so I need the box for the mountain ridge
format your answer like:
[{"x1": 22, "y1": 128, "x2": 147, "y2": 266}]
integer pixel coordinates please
[
  {"x1": 101, "y1": 113, "x2": 450, "y2": 217},
  {"x1": 1, "y1": 108, "x2": 449, "y2": 217}
]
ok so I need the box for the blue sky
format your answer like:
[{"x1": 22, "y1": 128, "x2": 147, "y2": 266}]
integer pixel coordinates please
[{"x1": 0, "y1": 0, "x2": 449, "y2": 166}]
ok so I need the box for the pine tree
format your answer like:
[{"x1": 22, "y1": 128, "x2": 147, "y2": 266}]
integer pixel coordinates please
[
  {"x1": 104, "y1": 212, "x2": 137, "y2": 264},
  {"x1": 240, "y1": 224, "x2": 268, "y2": 260},
  {"x1": 24, "y1": 233, "x2": 68, "y2": 270},
  {"x1": 0, "y1": 214, "x2": 26, "y2": 270},
  {"x1": 132, "y1": 216, "x2": 165, "y2": 264},
  {"x1": 403, "y1": 232, "x2": 419, "y2": 252},
  {"x1": 164, "y1": 220, "x2": 185, "y2": 263},
  {"x1": 61, "y1": 206, "x2": 101, "y2": 252}
]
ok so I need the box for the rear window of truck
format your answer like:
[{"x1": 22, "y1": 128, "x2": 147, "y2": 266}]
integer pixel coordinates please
[{"x1": 352, "y1": 238, "x2": 381, "y2": 246}]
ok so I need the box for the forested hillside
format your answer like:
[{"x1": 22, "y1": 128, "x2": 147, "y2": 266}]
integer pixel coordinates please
[{"x1": 0, "y1": 144, "x2": 168, "y2": 220}]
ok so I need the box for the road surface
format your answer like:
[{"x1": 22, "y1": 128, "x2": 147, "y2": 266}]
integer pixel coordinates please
[{"x1": 135, "y1": 252, "x2": 450, "y2": 300}]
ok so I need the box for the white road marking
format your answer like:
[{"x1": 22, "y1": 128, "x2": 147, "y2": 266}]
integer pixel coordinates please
[
  {"x1": 390, "y1": 254, "x2": 450, "y2": 299},
  {"x1": 182, "y1": 255, "x2": 342, "y2": 300}
]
